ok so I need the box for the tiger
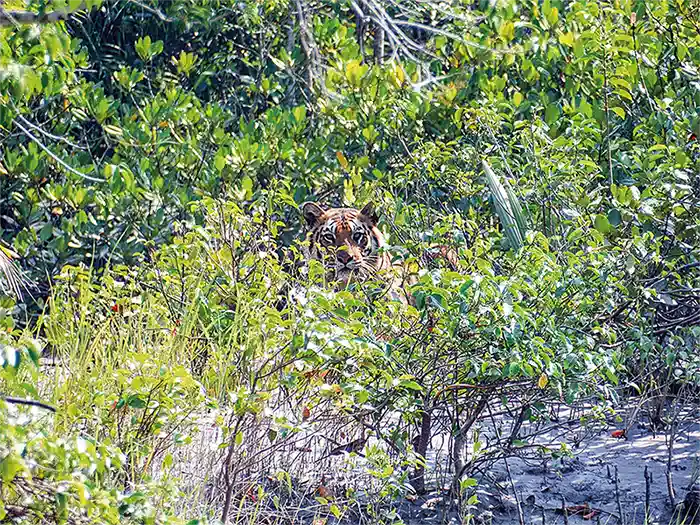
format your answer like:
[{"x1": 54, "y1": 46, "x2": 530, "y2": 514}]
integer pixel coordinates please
[
  {"x1": 301, "y1": 201, "x2": 457, "y2": 304},
  {"x1": 300, "y1": 201, "x2": 458, "y2": 473}
]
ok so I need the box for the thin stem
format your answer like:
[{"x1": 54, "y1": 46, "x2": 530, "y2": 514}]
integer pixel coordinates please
[
  {"x1": 598, "y1": 0, "x2": 614, "y2": 187},
  {"x1": 12, "y1": 119, "x2": 104, "y2": 183}
]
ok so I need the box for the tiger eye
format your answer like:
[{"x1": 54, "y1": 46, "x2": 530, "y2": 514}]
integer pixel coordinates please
[{"x1": 352, "y1": 232, "x2": 366, "y2": 244}]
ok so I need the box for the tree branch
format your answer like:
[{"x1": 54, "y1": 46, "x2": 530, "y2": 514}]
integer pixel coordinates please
[
  {"x1": 12, "y1": 118, "x2": 104, "y2": 183},
  {"x1": 0, "y1": 2, "x2": 87, "y2": 27},
  {"x1": 3, "y1": 396, "x2": 56, "y2": 413}
]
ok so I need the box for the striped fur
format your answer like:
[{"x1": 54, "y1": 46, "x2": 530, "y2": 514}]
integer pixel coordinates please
[
  {"x1": 302, "y1": 201, "x2": 392, "y2": 286},
  {"x1": 301, "y1": 202, "x2": 459, "y2": 305}
]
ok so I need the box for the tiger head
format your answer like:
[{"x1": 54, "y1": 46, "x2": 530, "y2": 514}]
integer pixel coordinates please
[{"x1": 301, "y1": 201, "x2": 390, "y2": 285}]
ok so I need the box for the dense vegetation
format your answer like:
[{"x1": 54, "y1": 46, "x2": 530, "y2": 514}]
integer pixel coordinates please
[{"x1": 1, "y1": 0, "x2": 700, "y2": 523}]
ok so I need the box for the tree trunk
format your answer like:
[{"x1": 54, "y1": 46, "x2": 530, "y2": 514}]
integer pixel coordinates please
[
  {"x1": 410, "y1": 407, "x2": 432, "y2": 494},
  {"x1": 352, "y1": 1, "x2": 367, "y2": 59},
  {"x1": 373, "y1": 22, "x2": 384, "y2": 64}
]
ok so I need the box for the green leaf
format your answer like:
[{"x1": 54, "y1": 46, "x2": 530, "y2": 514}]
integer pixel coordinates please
[
  {"x1": 241, "y1": 176, "x2": 253, "y2": 198},
  {"x1": 215, "y1": 154, "x2": 226, "y2": 172},
  {"x1": 607, "y1": 208, "x2": 622, "y2": 227},
  {"x1": 545, "y1": 103, "x2": 560, "y2": 124},
  {"x1": 271, "y1": 56, "x2": 286, "y2": 69},
  {"x1": 345, "y1": 60, "x2": 368, "y2": 87},
  {"x1": 594, "y1": 214, "x2": 612, "y2": 233},
  {"x1": 152, "y1": 40, "x2": 164, "y2": 57},
  {"x1": 616, "y1": 89, "x2": 633, "y2": 101},
  {"x1": 558, "y1": 32, "x2": 575, "y2": 47},
  {"x1": 611, "y1": 107, "x2": 626, "y2": 119},
  {"x1": 39, "y1": 223, "x2": 53, "y2": 242},
  {"x1": 127, "y1": 395, "x2": 146, "y2": 409},
  {"x1": 135, "y1": 36, "x2": 152, "y2": 61},
  {"x1": 292, "y1": 106, "x2": 306, "y2": 123},
  {"x1": 482, "y1": 160, "x2": 527, "y2": 250},
  {"x1": 0, "y1": 453, "x2": 25, "y2": 482},
  {"x1": 579, "y1": 98, "x2": 593, "y2": 117},
  {"x1": 400, "y1": 380, "x2": 423, "y2": 391}
]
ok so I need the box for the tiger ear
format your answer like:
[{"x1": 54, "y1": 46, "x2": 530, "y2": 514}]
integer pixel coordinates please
[
  {"x1": 360, "y1": 201, "x2": 379, "y2": 224},
  {"x1": 301, "y1": 201, "x2": 326, "y2": 226}
]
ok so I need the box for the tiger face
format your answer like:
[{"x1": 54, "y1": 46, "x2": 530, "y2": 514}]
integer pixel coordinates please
[{"x1": 301, "y1": 201, "x2": 390, "y2": 285}]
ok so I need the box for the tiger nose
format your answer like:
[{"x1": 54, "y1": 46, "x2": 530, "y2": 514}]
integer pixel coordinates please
[{"x1": 337, "y1": 251, "x2": 352, "y2": 264}]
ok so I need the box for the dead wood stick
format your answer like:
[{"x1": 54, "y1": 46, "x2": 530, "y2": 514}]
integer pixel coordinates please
[
  {"x1": 644, "y1": 465, "x2": 652, "y2": 520},
  {"x1": 614, "y1": 465, "x2": 624, "y2": 524}
]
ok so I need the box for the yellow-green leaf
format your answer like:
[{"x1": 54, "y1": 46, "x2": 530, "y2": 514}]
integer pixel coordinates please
[
  {"x1": 0, "y1": 453, "x2": 25, "y2": 482},
  {"x1": 336, "y1": 151, "x2": 349, "y2": 170},
  {"x1": 558, "y1": 31, "x2": 575, "y2": 47},
  {"x1": 611, "y1": 107, "x2": 626, "y2": 119}
]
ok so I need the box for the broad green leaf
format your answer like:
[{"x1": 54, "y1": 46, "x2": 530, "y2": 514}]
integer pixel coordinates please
[
  {"x1": 594, "y1": 214, "x2": 612, "y2": 233},
  {"x1": 611, "y1": 107, "x2": 626, "y2": 119},
  {"x1": 545, "y1": 103, "x2": 560, "y2": 124},
  {"x1": 558, "y1": 32, "x2": 575, "y2": 47},
  {"x1": 0, "y1": 454, "x2": 25, "y2": 482},
  {"x1": 607, "y1": 209, "x2": 622, "y2": 227}
]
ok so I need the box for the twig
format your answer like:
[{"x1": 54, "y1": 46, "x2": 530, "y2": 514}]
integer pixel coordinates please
[
  {"x1": 12, "y1": 119, "x2": 103, "y2": 183},
  {"x1": 3, "y1": 396, "x2": 56, "y2": 413},
  {"x1": 597, "y1": 0, "x2": 614, "y2": 187},
  {"x1": 486, "y1": 404, "x2": 524, "y2": 525},
  {"x1": 615, "y1": 465, "x2": 624, "y2": 524},
  {"x1": 675, "y1": 261, "x2": 700, "y2": 274},
  {"x1": 15, "y1": 114, "x2": 85, "y2": 150},
  {"x1": 373, "y1": 16, "x2": 385, "y2": 64},
  {"x1": 294, "y1": 0, "x2": 322, "y2": 92},
  {"x1": 644, "y1": 465, "x2": 651, "y2": 521},
  {"x1": 0, "y1": 2, "x2": 87, "y2": 26},
  {"x1": 504, "y1": 456, "x2": 525, "y2": 525},
  {"x1": 127, "y1": 0, "x2": 172, "y2": 22},
  {"x1": 0, "y1": 245, "x2": 30, "y2": 299},
  {"x1": 392, "y1": 19, "x2": 511, "y2": 55},
  {"x1": 667, "y1": 420, "x2": 677, "y2": 507},
  {"x1": 350, "y1": 0, "x2": 367, "y2": 58}
]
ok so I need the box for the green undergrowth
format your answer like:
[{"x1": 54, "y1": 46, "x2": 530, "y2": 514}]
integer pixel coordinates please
[{"x1": 3, "y1": 191, "x2": 684, "y2": 523}]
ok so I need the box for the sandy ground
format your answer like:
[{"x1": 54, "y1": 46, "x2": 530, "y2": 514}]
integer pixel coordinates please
[
  {"x1": 469, "y1": 418, "x2": 700, "y2": 525},
  {"x1": 159, "y1": 404, "x2": 700, "y2": 525}
]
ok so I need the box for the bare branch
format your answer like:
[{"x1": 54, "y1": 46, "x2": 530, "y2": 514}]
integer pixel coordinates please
[
  {"x1": 0, "y1": 2, "x2": 88, "y2": 27},
  {"x1": 15, "y1": 114, "x2": 85, "y2": 150},
  {"x1": 2, "y1": 396, "x2": 56, "y2": 413},
  {"x1": 12, "y1": 118, "x2": 104, "y2": 183},
  {"x1": 127, "y1": 0, "x2": 172, "y2": 22}
]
